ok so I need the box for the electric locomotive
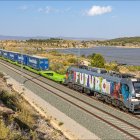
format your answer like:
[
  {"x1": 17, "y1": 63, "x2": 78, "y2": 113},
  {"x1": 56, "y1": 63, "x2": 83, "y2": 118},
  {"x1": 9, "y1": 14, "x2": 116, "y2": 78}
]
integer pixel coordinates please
[{"x1": 65, "y1": 65, "x2": 140, "y2": 113}]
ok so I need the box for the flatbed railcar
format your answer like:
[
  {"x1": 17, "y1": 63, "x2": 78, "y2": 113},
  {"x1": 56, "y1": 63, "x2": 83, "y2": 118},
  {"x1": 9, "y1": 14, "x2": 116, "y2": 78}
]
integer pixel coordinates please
[
  {"x1": 0, "y1": 49, "x2": 65, "y2": 83},
  {"x1": 65, "y1": 65, "x2": 140, "y2": 113}
]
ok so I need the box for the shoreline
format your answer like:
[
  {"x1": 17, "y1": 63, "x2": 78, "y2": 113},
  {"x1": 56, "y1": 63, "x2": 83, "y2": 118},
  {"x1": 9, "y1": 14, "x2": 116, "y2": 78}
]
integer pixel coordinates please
[{"x1": 45, "y1": 45, "x2": 140, "y2": 50}]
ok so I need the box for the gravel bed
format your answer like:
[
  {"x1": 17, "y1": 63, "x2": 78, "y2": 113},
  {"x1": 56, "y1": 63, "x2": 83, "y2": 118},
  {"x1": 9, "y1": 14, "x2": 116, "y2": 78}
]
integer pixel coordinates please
[{"x1": 3, "y1": 59, "x2": 140, "y2": 129}]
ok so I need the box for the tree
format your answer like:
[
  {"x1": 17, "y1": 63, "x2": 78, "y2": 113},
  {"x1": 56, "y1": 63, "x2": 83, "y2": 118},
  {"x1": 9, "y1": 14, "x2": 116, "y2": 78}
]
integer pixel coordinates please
[
  {"x1": 87, "y1": 53, "x2": 96, "y2": 59},
  {"x1": 91, "y1": 53, "x2": 105, "y2": 68}
]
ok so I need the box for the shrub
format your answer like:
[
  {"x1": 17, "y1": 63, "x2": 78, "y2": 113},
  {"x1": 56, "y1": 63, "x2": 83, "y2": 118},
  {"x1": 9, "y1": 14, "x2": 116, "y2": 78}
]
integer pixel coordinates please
[
  {"x1": 58, "y1": 122, "x2": 64, "y2": 126},
  {"x1": 67, "y1": 57, "x2": 77, "y2": 63},
  {"x1": 0, "y1": 72, "x2": 4, "y2": 78},
  {"x1": 49, "y1": 50, "x2": 61, "y2": 56},
  {"x1": 105, "y1": 62, "x2": 119, "y2": 72},
  {"x1": 0, "y1": 119, "x2": 10, "y2": 139},
  {"x1": 127, "y1": 66, "x2": 140, "y2": 71},
  {"x1": 91, "y1": 54, "x2": 105, "y2": 68}
]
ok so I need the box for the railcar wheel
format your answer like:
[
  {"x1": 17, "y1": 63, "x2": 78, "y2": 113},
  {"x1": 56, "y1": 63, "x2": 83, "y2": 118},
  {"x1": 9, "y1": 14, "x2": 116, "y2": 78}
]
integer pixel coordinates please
[
  {"x1": 105, "y1": 96, "x2": 111, "y2": 104},
  {"x1": 84, "y1": 88, "x2": 91, "y2": 95},
  {"x1": 122, "y1": 105, "x2": 129, "y2": 112},
  {"x1": 68, "y1": 83, "x2": 72, "y2": 88},
  {"x1": 115, "y1": 99, "x2": 120, "y2": 107},
  {"x1": 94, "y1": 92, "x2": 98, "y2": 99},
  {"x1": 79, "y1": 87, "x2": 84, "y2": 93}
]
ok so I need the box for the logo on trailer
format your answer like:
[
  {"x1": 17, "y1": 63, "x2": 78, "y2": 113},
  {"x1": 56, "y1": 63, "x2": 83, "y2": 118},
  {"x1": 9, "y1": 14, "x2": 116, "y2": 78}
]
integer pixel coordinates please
[
  {"x1": 18, "y1": 56, "x2": 24, "y2": 60},
  {"x1": 10, "y1": 54, "x2": 14, "y2": 58},
  {"x1": 29, "y1": 58, "x2": 37, "y2": 64}
]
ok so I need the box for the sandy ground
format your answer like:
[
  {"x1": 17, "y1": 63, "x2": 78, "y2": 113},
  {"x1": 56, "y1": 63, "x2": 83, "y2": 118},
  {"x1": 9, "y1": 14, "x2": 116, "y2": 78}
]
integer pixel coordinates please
[{"x1": 5, "y1": 74, "x2": 100, "y2": 140}]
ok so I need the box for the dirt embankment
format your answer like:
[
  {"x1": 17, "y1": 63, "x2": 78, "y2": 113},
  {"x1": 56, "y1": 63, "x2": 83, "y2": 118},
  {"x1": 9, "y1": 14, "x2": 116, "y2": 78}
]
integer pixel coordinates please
[{"x1": 0, "y1": 73, "x2": 68, "y2": 140}]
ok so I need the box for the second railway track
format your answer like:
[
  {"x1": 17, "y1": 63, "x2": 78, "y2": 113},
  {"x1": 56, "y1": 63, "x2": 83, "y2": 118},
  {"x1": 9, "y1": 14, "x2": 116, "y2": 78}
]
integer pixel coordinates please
[{"x1": 0, "y1": 60, "x2": 140, "y2": 139}]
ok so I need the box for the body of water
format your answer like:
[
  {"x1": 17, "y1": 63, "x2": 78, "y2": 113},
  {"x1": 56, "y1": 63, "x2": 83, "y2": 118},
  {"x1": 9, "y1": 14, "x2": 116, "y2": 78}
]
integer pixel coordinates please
[{"x1": 56, "y1": 47, "x2": 140, "y2": 66}]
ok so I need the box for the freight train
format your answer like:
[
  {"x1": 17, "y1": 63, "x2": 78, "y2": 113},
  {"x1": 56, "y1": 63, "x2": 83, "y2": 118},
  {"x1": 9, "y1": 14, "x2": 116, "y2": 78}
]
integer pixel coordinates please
[
  {"x1": 65, "y1": 65, "x2": 140, "y2": 113},
  {"x1": 1, "y1": 49, "x2": 140, "y2": 113},
  {"x1": 0, "y1": 49, "x2": 49, "y2": 70}
]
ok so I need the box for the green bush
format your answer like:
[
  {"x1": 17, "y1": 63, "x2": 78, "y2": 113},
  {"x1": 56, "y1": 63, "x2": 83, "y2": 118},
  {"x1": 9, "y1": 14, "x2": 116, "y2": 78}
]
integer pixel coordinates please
[{"x1": 91, "y1": 54, "x2": 105, "y2": 68}]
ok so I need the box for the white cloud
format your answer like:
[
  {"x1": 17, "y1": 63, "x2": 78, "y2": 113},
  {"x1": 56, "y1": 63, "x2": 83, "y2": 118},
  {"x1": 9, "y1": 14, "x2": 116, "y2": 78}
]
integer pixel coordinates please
[
  {"x1": 86, "y1": 5, "x2": 112, "y2": 16},
  {"x1": 19, "y1": 5, "x2": 28, "y2": 11},
  {"x1": 38, "y1": 6, "x2": 56, "y2": 14},
  {"x1": 37, "y1": 6, "x2": 71, "y2": 14}
]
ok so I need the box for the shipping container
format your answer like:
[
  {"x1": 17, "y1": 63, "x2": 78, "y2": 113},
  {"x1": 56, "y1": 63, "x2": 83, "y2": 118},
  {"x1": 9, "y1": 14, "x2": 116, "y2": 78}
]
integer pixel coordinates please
[
  {"x1": 2, "y1": 50, "x2": 9, "y2": 59},
  {"x1": 27, "y1": 55, "x2": 49, "y2": 70},
  {"x1": 0, "y1": 49, "x2": 3, "y2": 56},
  {"x1": 17, "y1": 53, "x2": 27, "y2": 65},
  {"x1": 9, "y1": 51, "x2": 18, "y2": 61}
]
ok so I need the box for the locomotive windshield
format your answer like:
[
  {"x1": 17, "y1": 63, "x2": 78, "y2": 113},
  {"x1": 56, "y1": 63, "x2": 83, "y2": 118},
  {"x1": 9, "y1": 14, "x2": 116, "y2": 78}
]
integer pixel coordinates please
[{"x1": 133, "y1": 82, "x2": 140, "y2": 92}]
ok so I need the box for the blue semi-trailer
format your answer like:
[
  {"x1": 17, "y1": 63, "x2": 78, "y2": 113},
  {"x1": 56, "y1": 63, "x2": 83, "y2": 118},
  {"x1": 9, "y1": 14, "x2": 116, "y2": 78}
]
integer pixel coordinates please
[
  {"x1": 9, "y1": 51, "x2": 18, "y2": 61},
  {"x1": 17, "y1": 54, "x2": 27, "y2": 65},
  {"x1": 0, "y1": 49, "x2": 49, "y2": 71},
  {"x1": 27, "y1": 55, "x2": 49, "y2": 71},
  {"x1": 2, "y1": 50, "x2": 9, "y2": 59},
  {"x1": 0, "y1": 49, "x2": 3, "y2": 56}
]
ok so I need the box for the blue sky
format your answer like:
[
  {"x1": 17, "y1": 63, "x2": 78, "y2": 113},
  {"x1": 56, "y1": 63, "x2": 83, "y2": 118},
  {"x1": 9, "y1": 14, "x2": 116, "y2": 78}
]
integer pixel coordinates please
[{"x1": 0, "y1": 1, "x2": 140, "y2": 39}]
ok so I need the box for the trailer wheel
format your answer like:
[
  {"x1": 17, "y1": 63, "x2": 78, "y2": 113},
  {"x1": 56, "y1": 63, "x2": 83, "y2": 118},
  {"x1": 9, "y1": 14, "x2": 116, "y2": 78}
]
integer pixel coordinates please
[
  {"x1": 68, "y1": 83, "x2": 72, "y2": 88},
  {"x1": 84, "y1": 88, "x2": 91, "y2": 95}
]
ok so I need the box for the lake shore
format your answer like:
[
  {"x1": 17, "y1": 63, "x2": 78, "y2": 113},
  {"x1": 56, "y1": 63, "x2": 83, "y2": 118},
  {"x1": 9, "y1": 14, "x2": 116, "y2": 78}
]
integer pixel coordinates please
[{"x1": 45, "y1": 45, "x2": 140, "y2": 50}]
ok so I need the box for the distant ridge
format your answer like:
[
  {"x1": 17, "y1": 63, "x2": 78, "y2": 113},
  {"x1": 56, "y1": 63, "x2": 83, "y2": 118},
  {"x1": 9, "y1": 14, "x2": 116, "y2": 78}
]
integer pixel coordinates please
[
  {"x1": 0, "y1": 35, "x2": 49, "y2": 40},
  {"x1": 0, "y1": 35, "x2": 105, "y2": 41}
]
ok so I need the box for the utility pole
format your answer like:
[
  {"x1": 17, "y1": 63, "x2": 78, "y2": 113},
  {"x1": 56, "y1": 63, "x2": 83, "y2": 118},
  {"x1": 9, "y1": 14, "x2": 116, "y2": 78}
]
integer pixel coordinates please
[{"x1": 76, "y1": 42, "x2": 81, "y2": 67}]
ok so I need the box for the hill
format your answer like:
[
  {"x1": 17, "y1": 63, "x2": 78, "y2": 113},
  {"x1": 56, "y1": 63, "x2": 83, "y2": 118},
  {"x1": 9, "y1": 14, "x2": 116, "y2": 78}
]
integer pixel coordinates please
[
  {"x1": 86, "y1": 36, "x2": 140, "y2": 47},
  {"x1": 0, "y1": 35, "x2": 104, "y2": 41},
  {"x1": 109, "y1": 37, "x2": 140, "y2": 44}
]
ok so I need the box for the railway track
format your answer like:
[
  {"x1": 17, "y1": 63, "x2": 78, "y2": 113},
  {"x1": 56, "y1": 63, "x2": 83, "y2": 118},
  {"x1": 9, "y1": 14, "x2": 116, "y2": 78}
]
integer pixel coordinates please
[
  {"x1": 0, "y1": 60, "x2": 140, "y2": 139},
  {"x1": 1, "y1": 59, "x2": 139, "y2": 119},
  {"x1": 88, "y1": 94, "x2": 140, "y2": 119}
]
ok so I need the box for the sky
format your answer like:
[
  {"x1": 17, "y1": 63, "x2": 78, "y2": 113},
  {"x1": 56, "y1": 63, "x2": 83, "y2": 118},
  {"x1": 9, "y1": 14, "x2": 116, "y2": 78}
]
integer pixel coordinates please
[{"x1": 0, "y1": 1, "x2": 140, "y2": 39}]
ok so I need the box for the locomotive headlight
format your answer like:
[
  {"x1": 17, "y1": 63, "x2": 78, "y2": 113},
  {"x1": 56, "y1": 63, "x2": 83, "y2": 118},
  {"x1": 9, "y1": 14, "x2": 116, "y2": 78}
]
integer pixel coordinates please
[
  {"x1": 136, "y1": 93, "x2": 140, "y2": 97},
  {"x1": 130, "y1": 98, "x2": 139, "y2": 102}
]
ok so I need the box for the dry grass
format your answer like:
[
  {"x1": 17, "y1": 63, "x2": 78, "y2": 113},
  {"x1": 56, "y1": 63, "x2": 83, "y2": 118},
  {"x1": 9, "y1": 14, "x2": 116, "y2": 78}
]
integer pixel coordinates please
[{"x1": 1, "y1": 41, "x2": 140, "y2": 76}]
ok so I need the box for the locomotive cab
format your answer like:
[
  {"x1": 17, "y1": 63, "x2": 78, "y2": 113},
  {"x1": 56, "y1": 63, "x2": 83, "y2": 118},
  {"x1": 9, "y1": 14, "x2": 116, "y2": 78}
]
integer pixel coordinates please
[
  {"x1": 133, "y1": 81, "x2": 140, "y2": 97},
  {"x1": 128, "y1": 79, "x2": 140, "y2": 113}
]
